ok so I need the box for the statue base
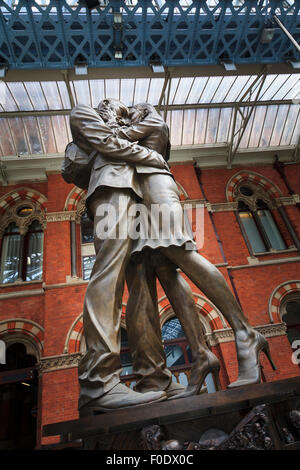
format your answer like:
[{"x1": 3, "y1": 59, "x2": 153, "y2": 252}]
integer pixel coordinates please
[{"x1": 42, "y1": 376, "x2": 300, "y2": 450}]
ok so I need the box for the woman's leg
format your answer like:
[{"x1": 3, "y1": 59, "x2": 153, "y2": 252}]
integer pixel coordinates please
[{"x1": 160, "y1": 246, "x2": 272, "y2": 387}]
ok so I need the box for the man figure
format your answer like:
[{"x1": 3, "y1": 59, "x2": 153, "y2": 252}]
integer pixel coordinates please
[{"x1": 69, "y1": 99, "x2": 170, "y2": 416}]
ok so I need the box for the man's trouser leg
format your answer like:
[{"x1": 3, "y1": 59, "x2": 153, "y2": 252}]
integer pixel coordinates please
[
  {"x1": 125, "y1": 253, "x2": 172, "y2": 393},
  {"x1": 78, "y1": 189, "x2": 136, "y2": 409}
]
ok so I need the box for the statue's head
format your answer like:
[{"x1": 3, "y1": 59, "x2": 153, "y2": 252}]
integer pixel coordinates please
[
  {"x1": 97, "y1": 98, "x2": 129, "y2": 124},
  {"x1": 129, "y1": 102, "x2": 157, "y2": 124}
]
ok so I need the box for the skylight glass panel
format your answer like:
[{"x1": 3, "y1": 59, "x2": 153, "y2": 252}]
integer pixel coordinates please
[
  {"x1": 238, "y1": 106, "x2": 255, "y2": 148},
  {"x1": 259, "y1": 105, "x2": 278, "y2": 147},
  {"x1": 120, "y1": 78, "x2": 135, "y2": 107},
  {"x1": 90, "y1": 79, "x2": 105, "y2": 108},
  {"x1": 147, "y1": 78, "x2": 165, "y2": 105},
  {"x1": 274, "y1": 74, "x2": 300, "y2": 100},
  {"x1": 269, "y1": 104, "x2": 290, "y2": 147},
  {"x1": 172, "y1": 77, "x2": 194, "y2": 105},
  {"x1": 216, "y1": 107, "x2": 233, "y2": 143},
  {"x1": 8, "y1": 117, "x2": 29, "y2": 155},
  {"x1": 22, "y1": 117, "x2": 43, "y2": 154},
  {"x1": 0, "y1": 82, "x2": 18, "y2": 112},
  {"x1": 194, "y1": 108, "x2": 208, "y2": 144},
  {"x1": 185, "y1": 77, "x2": 209, "y2": 105},
  {"x1": 291, "y1": 109, "x2": 300, "y2": 145},
  {"x1": 182, "y1": 109, "x2": 195, "y2": 145},
  {"x1": 206, "y1": 108, "x2": 221, "y2": 144},
  {"x1": 105, "y1": 79, "x2": 120, "y2": 101},
  {"x1": 57, "y1": 81, "x2": 72, "y2": 109},
  {"x1": 200, "y1": 76, "x2": 223, "y2": 103},
  {"x1": 41, "y1": 81, "x2": 64, "y2": 109},
  {"x1": 211, "y1": 76, "x2": 237, "y2": 103},
  {"x1": 170, "y1": 110, "x2": 183, "y2": 146},
  {"x1": 248, "y1": 106, "x2": 267, "y2": 147},
  {"x1": 72, "y1": 80, "x2": 91, "y2": 106},
  {"x1": 280, "y1": 104, "x2": 299, "y2": 146},
  {"x1": 224, "y1": 75, "x2": 255, "y2": 102},
  {"x1": 38, "y1": 116, "x2": 57, "y2": 154},
  {"x1": 133, "y1": 78, "x2": 150, "y2": 103},
  {"x1": 51, "y1": 115, "x2": 69, "y2": 152},
  {"x1": 24, "y1": 82, "x2": 48, "y2": 110},
  {"x1": 6, "y1": 83, "x2": 33, "y2": 111},
  {"x1": 260, "y1": 75, "x2": 290, "y2": 101},
  {"x1": 0, "y1": 118, "x2": 16, "y2": 156}
]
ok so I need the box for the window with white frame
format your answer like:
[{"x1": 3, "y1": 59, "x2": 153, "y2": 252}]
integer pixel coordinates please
[
  {"x1": 235, "y1": 183, "x2": 286, "y2": 254},
  {"x1": 0, "y1": 202, "x2": 45, "y2": 284}
]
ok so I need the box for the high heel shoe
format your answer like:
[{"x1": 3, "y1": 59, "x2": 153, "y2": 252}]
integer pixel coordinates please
[
  {"x1": 227, "y1": 330, "x2": 277, "y2": 389},
  {"x1": 168, "y1": 351, "x2": 221, "y2": 400}
]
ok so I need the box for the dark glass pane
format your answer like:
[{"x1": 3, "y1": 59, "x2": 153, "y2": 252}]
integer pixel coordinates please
[
  {"x1": 26, "y1": 230, "x2": 43, "y2": 281},
  {"x1": 17, "y1": 206, "x2": 33, "y2": 218},
  {"x1": 283, "y1": 301, "x2": 300, "y2": 345},
  {"x1": 120, "y1": 328, "x2": 133, "y2": 375},
  {"x1": 161, "y1": 317, "x2": 185, "y2": 340},
  {"x1": 239, "y1": 186, "x2": 253, "y2": 196},
  {"x1": 81, "y1": 211, "x2": 94, "y2": 244},
  {"x1": 0, "y1": 225, "x2": 21, "y2": 284},
  {"x1": 239, "y1": 211, "x2": 266, "y2": 253},
  {"x1": 162, "y1": 318, "x2": 186, "y2": 368},
  {"x1": 5, "y1": 223, "x2": 19, "y2": 234},
  {"x1": 256, "y1": 209, "x2": 286, "y2": 250},
  {"x1": 82, "y1": 255, "x2": 96, "y2": 280}
]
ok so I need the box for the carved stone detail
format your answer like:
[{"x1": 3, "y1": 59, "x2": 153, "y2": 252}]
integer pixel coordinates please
[
  {"x1": 206, "y1": 323, "x2": 286, "y2": 347},
  {"x1": 0, "y1": 199, "x2": 46, "y2": 236},
  {"x1": 38, "y1": 352, "x2": 82, "y2": 374},
  {"x1": 206, "y1": 201, "x2": 238, "y2": 213},
  {"x1": 46, "y1": 211, "x2": 77, "y2": 222}
]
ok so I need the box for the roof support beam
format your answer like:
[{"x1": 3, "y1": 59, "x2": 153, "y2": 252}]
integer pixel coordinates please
[
  {"x1": 0, "y1": 99, "x2": 296, "y2": 119},
  {"x1": 227, "y1": 67, "x2": 268, "y2": 168}
]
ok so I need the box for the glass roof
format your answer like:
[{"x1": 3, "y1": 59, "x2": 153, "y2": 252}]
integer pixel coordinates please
[{"x1": 0, "y1": 73, "x2": 299, "y2": 157}]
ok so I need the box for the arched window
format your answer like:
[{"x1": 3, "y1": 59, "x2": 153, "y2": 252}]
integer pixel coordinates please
[
  {"x1": 161, "y1": 316, "x2": 216, "y2": 392},
  {"x1": 236, "y1": 184, "x2": 286, "y2": 254},
  {"x1": 0, "y1": 220, "x2": 44, "y2": 284},
  {"x1": 80, "y1": 210, "x2": 95, "y2": 280},
  {"x1": 280, "y1": 294, "x2": 300, "y2": 348},
  {"x1": 0, "y1": 342, "x2": 38, "y2": 450}
]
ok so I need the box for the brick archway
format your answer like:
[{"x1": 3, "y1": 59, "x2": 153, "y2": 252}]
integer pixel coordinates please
[
  {"x1": 64, "y1": 186, "x2": 86, "y2": 212},
  {"x1": 157, "y1": 293, "x2": 227, "y2": 333},
  {"x1": 0, "y1": 187, "x2": 47, "y2": 215},
  {"x1": 0, "y1": 318, "x2": 44, "y2": 357},
  {"x1": 226, "y1": 170, "x2": 282, "y2": 203},
  {"x1": 65, "y1": 305, "x2": 128, "y2": 354},
  {"x1": 269, "y1": 280, "x2": 300, "y2": 323}
]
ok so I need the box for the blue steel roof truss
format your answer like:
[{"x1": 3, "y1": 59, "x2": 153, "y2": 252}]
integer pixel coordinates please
[{"x1": 0, "y1": 0, "x2": 299, "y2": 70}]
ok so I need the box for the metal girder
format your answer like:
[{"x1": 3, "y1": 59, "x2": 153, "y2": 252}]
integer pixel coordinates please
[
  {"x1": 0, "y1": 98, "x2": 296, "y2": 118},
  {"x1": 227, "y1": 67, "x2": 268, "y2": 167},
  {"x1": 0, "y1": 0, "x2": 299, "y2": 71}
]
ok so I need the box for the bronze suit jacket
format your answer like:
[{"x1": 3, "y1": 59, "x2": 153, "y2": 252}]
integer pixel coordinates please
[{"x1": 69, "y1": 104, "x2": 171, "y2": 204}]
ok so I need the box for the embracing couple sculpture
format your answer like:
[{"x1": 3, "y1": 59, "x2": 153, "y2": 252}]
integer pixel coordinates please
[{"x1": 62, "y1": 98, "x2": 276, "y2": 417}]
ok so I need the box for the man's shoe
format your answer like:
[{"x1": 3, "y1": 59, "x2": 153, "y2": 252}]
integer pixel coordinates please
[
  {"x1": 136, "y1": 381, "x2": 186, "y2": 399},
  {"x1": 79, "y1": 383, "x2": 167, "y2": 417},
  {"x1": 165, "y1": 381, "x2": 186, "y2": 398}
]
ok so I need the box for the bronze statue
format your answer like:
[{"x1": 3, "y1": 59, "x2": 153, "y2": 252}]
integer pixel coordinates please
[{"x1": 63, "y1": 98, "x2": 276, "y2": 416}]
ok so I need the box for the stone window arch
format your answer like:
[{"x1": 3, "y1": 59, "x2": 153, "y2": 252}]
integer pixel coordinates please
[
  {"x1": 0, "y1": 193, "x2": 46, "y2": 284},
  {"x1": 233, "y1": 180, "x2": 287, "y2": 255}
]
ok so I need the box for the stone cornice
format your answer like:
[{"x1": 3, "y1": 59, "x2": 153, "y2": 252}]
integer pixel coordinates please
[
  {"x1": 46, "y1": 211, "x2": 77, "y2": 222},
  {"x1": 38, "y1": 323, "x2": 286, "y2": 373},
  {"x1": 206, "y1": 322, "x2": 286, "y2": 347},
  {"x1": 39, "y1": 352, "x2": 82, "y2": 374}
]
